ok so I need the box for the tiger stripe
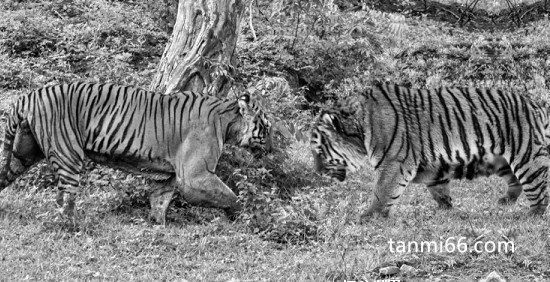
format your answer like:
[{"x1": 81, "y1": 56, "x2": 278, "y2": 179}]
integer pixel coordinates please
[
  {"x1": 311, "y1": 83, "x2": 550, "y2": 220},
  {"x1": 0, "y1": 82, "x2": 271, "y2": 223}
]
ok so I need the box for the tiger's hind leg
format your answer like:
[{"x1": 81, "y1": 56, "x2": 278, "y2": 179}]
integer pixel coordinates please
[
  {"x1": 360, "y1": 160, "x2": 417, "y2": 222},
  {"x1": 51, "y1": 165, "x2": 83, "y2": 217},
  {"x1": 495, "y1": 164, "x2": 522, "y2": 205},
  {"x1": 46, "y1": 144, "x2": 86, "y2": 217},
  {"x1": 149, "y1": 178, "x2": 176, "y2": 225},
  {"x1": 426, "y1": 179, "x2": 453, "y2": 209},
  {"x1": 53, "y1": 169, "x2": 84, "y2": 217},
  {"x1": 511, "y1": 154, "x2": 549, "y2": 216},
  {"x1": 0, "y1": 120, "x2": 44, "y2": 189},
  {"x1": 478, "y1": 154, "x2": 522, "y2": 205}
]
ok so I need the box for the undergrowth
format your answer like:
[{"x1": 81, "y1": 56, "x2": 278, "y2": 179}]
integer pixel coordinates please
[{"x1": 1, "y1": 0, "x2": 550, "y2": 280}]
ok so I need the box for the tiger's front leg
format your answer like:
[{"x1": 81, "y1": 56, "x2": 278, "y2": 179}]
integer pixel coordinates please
[
  {"x1": 360, "y1": 160, "x2": 416, "y2": 223},
  {"x1": 45, "y1": 139, "x2": 86, "y2": 217},
  {"x1": 179, "y1": 172, "x2": 241, "y2": 219},
  {"x1": 172, "y1": 129, "x2": 242, "y2": 220},
  {"x1": 149, "y1": 178, "x2": 176, "y2": 225},
  {"x1": 54, "y1": 174, "x2": 81, "y2": 217}
]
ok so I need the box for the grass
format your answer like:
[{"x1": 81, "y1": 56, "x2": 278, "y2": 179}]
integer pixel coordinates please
[
  {"x1": 1, "y1": 0, "x2": 550, "y2": 281},
  {"x1": 1, "y1": 139, "x2": 549, "y2": 281}
]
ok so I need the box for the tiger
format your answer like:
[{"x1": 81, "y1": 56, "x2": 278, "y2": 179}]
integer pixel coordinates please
[
  {"x1": 310, "y1": 83, "x2": 550, "y2": 221},
  {"x1": 0, "y1": 82, "x2": 272, "y2": 224}
]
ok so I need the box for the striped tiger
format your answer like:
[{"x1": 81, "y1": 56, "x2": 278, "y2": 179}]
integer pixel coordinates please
[
  {"x1": 310, "y1": 83, "x2": 550, "y2": 221},
  {"x1": 0, "y1": 82, "x2": 272, "y2": 223}
]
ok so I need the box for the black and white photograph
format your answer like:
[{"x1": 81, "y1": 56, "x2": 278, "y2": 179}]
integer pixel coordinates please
[{"x1": 0, "y1": 0, "x2": 549, "y2": 281}]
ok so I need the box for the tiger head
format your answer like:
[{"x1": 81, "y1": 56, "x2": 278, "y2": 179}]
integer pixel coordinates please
[
  {"x1": 310, "y1": 111, "x2": 366, "y2": 181},
  {"x1": 236, "y1": 94, "x2": 272, "y2": 152}
]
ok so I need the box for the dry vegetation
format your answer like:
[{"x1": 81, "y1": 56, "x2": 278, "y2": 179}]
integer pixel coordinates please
[{"x1": 1, "y1": 0, "x2": 550, "y2": 281}]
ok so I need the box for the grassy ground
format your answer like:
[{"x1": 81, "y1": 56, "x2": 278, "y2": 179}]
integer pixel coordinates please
[
  {"x1": 1, "y1": 137, "x2": 549, "y2": 281},
  {"x1": 1, "y1": 0, "x2": 550, "y2": 281}
]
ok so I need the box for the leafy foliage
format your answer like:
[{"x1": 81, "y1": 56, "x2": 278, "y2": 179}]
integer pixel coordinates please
[
  {"x1": 0, "y1": 0, "x2": 167, "y2": 89},
  {"x1": 215, "y1": 145, "x2": 321, "y2": 244},
  {"x1": 1, "y1": 0, "x2": 550, "y2": 280}
]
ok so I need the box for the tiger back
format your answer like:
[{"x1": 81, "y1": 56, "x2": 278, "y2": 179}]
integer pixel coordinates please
[
  {"x1": 311, "y1": 83, "x2": 550, "y2": 221},
  {"x1": 0, "y1": 82, "x2": 272, "y2": 223}
]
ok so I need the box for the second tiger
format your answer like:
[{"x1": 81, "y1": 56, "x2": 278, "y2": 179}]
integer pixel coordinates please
[{"x1": 311, "y1": 83, "x2": 550, "y2": 221}]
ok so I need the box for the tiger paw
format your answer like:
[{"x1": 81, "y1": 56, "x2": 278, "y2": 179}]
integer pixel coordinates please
[
  {"x1": 61, "y1": 202, "x2": 76, "y2": 217},
  {"x1": 148, "y1": 209, "x2": 167, "y2": 225},
  {"x1": 435, "y1": 197, "x2": 453, "y2": 209},
  {"x1": 358, "y1": 207, "x2": 390, "y2": 224},
  {"x1": 497, "y1": 195, "x2": 518, "y2": 205},
  {"x1": 0, "y1": 180, "x2": 7, "y2": 191},
  {"x1": 527, "y1": 206, "x2": 547, "y2": 216},
  {"x1": 55, "y1": 191, "x2": 64, "y2": 207},
  {"x1": 357, "y1": 213, "x2": 372, "y2": 224},
  {"x1": 224, "y1": 205, "x2": 242, "y2": 221},
  {"x1": 53, "y1": 201, "x2": 76, "y2": 220},
  {"x1": 59, "y1": 192, "x2": 76, "y2": 217}
]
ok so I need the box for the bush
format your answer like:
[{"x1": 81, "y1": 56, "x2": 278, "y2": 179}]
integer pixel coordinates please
[
  {"x1": 214, "y1": 143, "x2": 322, "y2": 244},
  {"x1": 0, "y1": 0, "x2": 167, "y2": 88}
]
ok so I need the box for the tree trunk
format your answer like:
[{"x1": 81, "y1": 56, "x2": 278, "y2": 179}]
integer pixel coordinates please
[{"x1": 150, "y1": 0, "x2": 244, "y2": 96}]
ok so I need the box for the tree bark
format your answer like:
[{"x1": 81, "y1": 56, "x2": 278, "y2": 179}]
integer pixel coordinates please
[{"x1": 150, "y1": 0, "x2": 245, "y2": 96}]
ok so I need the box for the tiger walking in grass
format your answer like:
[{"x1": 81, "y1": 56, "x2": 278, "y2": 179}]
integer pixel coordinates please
[
  {"x1": 310, "y1": 83, "x2": 550, "y2": 221},
  {"x1": 0, "y1": 82, "x2": 272, "y2": 224}
]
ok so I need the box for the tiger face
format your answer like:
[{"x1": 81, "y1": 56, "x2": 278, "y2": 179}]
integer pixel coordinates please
[
  {"x1": 310, "y1": 111, "x2": 366, "y2": 181},
  {"x1": 237, "y1": 95, "x2": 272, "y2": 152}
]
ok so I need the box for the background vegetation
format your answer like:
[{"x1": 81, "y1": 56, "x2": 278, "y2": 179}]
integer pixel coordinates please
[{"x1": 0, "y1": 0, "x2": 549, "y2": 281}]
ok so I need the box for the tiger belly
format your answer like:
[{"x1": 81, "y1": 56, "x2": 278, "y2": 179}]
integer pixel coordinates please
[
  {"x1": 85, "y1": 151, "x2": 174, "y2": 180},
  {"x1": 412, "y1": 153, "x2": 521, "y2": 209}
]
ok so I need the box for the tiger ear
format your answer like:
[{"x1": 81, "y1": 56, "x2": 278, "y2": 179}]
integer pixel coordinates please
[
  {"x1": 239, "y1": 94, "x2": 250, "y2": 103},
  {"x1": 321, "y1": 112, "x2": 343, "y2": 132},
  {"x1": 342, "y1": 97, "x2": 363, "y2": 116},
  {"x1": 238, "y1": 94, "x2": 252, "y2": 116},
  {"x1": 321, "y1": 112, "x2": 334, "y2": 124},
  {"x1": 349, "y1": 100, "x2": 362, "y2": 115}
]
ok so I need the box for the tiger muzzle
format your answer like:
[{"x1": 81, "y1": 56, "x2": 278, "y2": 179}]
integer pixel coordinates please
[
  {"x1": 241, "y1": 137, "x2": 271, "y2": 153},
  {"x1": 313, "y1": 150, "x2": 325, "y2": 172},
  {"x1": 240, "y1": 138, "x2": 251, "y2": 148},
  {"x1": 329, "y1": 168, "x2": 346, "y2": 182},
  {"x1": 313, "y1": 151, "x2": 347, "y2": 181}
]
